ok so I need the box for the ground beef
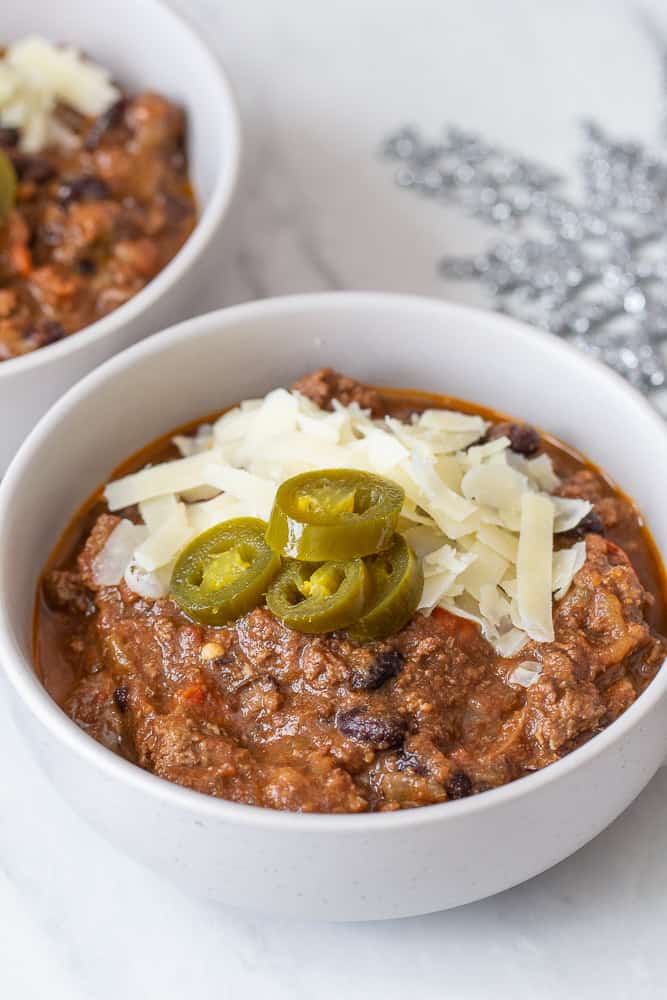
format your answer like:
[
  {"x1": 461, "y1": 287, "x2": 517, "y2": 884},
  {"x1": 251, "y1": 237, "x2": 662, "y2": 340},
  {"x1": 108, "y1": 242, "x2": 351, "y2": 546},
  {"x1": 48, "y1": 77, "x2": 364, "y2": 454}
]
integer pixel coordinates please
[
  {"x1": 293, "y1": 367, "x2": 386, "y2": 417},
  {"x1": 42, "y1": 527, "x2": 665, "y2": 813},
  {"x1": 554, "y1": 465, "x2": 655, "y2": 584},
  {"x1": 43, "y1": 568, "x2": 95, "y2": 616}
]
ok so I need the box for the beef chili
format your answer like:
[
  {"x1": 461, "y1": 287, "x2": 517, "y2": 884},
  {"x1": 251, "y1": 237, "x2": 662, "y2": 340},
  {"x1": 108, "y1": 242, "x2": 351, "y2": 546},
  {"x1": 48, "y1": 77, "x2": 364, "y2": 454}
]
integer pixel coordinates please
[
  {"x1": 35, "y1": 370, "x2": 667, "y2": 813},
  {"x1": 0, "y1": 48, "x2": 196, "y2": 360}
]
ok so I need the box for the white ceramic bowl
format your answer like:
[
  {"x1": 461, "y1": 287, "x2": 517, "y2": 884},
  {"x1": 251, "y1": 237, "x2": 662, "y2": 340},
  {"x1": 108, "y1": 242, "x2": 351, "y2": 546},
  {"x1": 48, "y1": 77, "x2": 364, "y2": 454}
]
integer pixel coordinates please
[
  {"x1": 0, "y1": 0, "x2": 241, "y2": 474},
  {"x1": 0, "y1": 293, "x2": 665, "y2": 922}
]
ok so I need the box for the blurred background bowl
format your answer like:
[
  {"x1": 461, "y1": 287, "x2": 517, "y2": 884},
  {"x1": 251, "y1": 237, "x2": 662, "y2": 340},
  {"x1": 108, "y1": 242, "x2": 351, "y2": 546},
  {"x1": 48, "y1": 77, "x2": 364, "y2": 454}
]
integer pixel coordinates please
[{"x1": 0, "y1": 0, "x2": 241, "y2": 474}]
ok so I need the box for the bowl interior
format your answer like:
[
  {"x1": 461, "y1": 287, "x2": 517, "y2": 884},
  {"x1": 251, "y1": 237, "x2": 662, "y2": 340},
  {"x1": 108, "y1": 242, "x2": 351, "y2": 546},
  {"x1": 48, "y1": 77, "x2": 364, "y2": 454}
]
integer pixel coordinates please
[{"x1": 3, "y1": 0, "x2": 235, "y2": 222}]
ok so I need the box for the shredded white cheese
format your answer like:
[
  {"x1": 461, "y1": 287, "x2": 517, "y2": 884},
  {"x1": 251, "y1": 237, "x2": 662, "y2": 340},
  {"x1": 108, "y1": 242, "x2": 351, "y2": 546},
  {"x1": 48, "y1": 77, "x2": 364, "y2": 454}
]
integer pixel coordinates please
[
  {"x1": 0, "y1": 36, "x2": 119, "y2": 152},
  {"x1": 133, "y1": 501, "x2": 191, "y2": 572},
  {"x1": 96, "y1": 387, "x2": 593, "y2": 651},
  {"x1": 92, "y1": 519, "x2": 147, "y2": 586},
  {"x1": 516, "y1": 494, "x2": 555, "y2": 642},
  {"x1": 105, "y1": 452, "x2": 224, "y2": 510}
]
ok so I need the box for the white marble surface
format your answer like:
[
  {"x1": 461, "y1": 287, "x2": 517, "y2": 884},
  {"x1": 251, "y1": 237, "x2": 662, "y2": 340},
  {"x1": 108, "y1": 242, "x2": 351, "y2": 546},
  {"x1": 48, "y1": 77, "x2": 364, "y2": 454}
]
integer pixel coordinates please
[{"x1": 3, "y1": 0, "x2": 667, "y2": 996}]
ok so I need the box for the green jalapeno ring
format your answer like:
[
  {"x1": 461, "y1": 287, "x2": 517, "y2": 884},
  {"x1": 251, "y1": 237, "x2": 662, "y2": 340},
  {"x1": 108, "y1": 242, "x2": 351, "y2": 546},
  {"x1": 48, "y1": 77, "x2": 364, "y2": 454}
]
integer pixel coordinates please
[
  {"x1": 266, "y1": 468, "x2": 405, "y2": 562},
  {"x1": 266, "y1": 557, "x2": 369, "y2": 634},
  {"x1": 0, "y1": 151, "x2": 17, "y2": 222},
  {"x1": 347, "y1": 534, "x2": 424, "y2": 642},
  {"x1": 170, "y1": 517, "x2": 281, "y2": 626}
]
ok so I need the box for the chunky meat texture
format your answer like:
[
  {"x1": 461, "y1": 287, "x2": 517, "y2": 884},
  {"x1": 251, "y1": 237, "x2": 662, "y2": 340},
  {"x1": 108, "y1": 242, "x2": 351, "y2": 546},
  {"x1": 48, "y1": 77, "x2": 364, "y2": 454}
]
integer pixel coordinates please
[
  {"x1": 556, "y1": 468, "x2": 636, "y2": 534},
  {"x1": 294, "y1": 367, "x2": 386, "y2": 417},
  {"x1": 0, "y1": 92, "x2": 196, "y2": 361},
  {"x1": 41, "y1": 521, "x2": 664, "y2": 813},
  {"x1": 37, "y1": 374, "x2": 666, "y2": 812}
]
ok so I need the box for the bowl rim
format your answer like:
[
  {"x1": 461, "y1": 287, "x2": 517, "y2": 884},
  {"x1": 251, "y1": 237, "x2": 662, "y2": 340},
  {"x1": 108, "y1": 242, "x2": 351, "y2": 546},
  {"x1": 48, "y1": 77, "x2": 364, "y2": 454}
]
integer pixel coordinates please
[
  {"x1": 0, "y1": 0, "x2": 241, "y2": 379},
  {"x1": 1, "y1": 290, "x2": 666, "y2": 833}
]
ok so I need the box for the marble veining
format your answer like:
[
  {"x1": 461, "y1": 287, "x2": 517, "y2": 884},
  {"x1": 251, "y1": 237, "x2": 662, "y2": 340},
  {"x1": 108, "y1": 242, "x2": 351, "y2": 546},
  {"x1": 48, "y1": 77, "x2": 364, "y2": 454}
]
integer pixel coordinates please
[{"x1": 3, "y1": 1, "x2": 667, "y2": 996}]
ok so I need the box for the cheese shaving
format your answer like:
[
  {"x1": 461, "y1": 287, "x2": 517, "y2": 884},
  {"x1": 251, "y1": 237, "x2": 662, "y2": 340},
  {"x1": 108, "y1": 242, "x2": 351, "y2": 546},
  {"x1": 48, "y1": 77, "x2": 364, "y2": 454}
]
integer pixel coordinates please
[
  {"x1": 124, "y1": 561, "x2": 171, "y2": 601},
  {"x1": 95, "y1": 387, "x2": 592, "y2": 652},
  {"x1": 552, "y1": 496, "x2": 593, "y2": 533},
  {"x1": 92, "y1": 519, "x2": 147, "y2": 586},
  {"x1": 552, "y1": 541, "x2": 586, "y2": 600},
  {"x1": 458, "y1": 542, "x2": 509, "y2": 602},
  {"x1": 105, "y1": 451, "x2": 224, "y2": 510},
  {"x1": 0, "y1": 37, "x2": 119, "y2": 152},
  {"x1": 476, "y1": 523, "x2": 519, "y2": 562},
  {"x1": 495, "y1": 628, "x2": 529, "y2": 657},
  {"x1": 516, "y1": 494, "x2": 555, "y2": 642},
  {"x1": 133, "y1": 502, "x2": 191, "y2": 572},
  {"x1": 461, "y1": 463, "x2": 529, "y2": 511}
]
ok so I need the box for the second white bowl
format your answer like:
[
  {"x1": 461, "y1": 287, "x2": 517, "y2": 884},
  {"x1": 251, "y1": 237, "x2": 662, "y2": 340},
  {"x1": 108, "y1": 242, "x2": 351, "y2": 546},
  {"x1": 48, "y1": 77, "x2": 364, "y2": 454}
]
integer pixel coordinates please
[{"x1": 0, "y1": 0, "x2": 241, "y2": 473}]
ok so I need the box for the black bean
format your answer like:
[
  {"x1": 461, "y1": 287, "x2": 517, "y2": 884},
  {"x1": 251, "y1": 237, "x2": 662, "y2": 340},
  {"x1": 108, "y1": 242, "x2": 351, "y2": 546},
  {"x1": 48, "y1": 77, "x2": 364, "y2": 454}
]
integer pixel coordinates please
[
  {"x1": 445, "y1": 771, "x2": 473, "y2": 800},
  {"x1": 113, "y1": 686, "x2": 129, "y2": 713},
  {"x1": 58, "y1": 175, "x2": 111, "y2": 207},
  {"x1": 350, "y1": 649, "x2": 404, "y2": 691},
  {"x1": 11, "y1": 154, "x2": 56, "y2": 183},
  {"x1": 162, "y1": 191, "x2": 191, "y2": 224},
  {"x1": 26, "y1": 321, "x2": 65, "y2": 348},
  {"x1": 78, "y1": 257, "x2": 97, "y2": 276},
  {"x1": 563, "y1": 509, "x2": 605, "y2": 540},
  {"x1": 506, "y1": 423, "x2": 541, "y2": 456},
  {"x1": 169, "y1": 131, "x2": 187, "y2": 172},
  {"x1": 0, "y1": 126, "x2": 20, "y2": 148},
  {"x1": 395, "y1": 750, "x2": 427, "y2": 775},
  {"x1": 336, "y1": 706, "x2": 406, "y2": 749},
  {"x1": 170, "y1": 149, "x2": 186, "y2": 172},
  {"x1": 40, "y1": 321, "x2": 65, "y2": 345},
  {"x1": 40, "y1": 224, "x2": 63, "y2": 247},
  {"x1": 84, "y1": 97, "x2": 128, "y2": 149}
]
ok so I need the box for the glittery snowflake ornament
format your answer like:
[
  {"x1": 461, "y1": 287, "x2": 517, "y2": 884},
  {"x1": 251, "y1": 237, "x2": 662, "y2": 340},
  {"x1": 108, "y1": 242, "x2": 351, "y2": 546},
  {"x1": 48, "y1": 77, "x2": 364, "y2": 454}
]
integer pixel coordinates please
[{"x1": 383, "y1": 114, "x2": 667, "y2": 411}]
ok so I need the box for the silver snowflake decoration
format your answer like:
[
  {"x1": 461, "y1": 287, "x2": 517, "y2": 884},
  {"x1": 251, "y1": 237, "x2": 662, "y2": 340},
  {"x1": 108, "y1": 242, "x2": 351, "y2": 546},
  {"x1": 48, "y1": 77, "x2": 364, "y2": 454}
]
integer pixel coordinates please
[{"x1": 383, "y1": 117, "x2": 667, "y2": 403}]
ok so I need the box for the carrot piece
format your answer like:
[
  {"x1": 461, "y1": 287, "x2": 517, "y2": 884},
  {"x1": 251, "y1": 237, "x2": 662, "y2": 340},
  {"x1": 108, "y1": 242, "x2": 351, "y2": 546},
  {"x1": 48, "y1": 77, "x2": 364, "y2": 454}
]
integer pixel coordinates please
[
  {"x1": 10, "y1": 242, "x2": 32, "y2": 277},
  {"x1": 180, "y1": 682, "x2": 207, "y2": 705}
]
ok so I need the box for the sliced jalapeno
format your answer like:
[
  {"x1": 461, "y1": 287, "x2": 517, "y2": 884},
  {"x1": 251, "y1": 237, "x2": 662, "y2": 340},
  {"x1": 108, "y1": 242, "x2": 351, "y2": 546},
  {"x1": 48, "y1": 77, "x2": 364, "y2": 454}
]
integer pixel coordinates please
[
  {"x1": 266, "y1": 557, "x2": 369, "y2": 633},
  {"x1": 347, "y1": 535, "x2": 423, "y2": 641},
  {"x1": 266, "y1": 469, "x2": 404, "y2": 562},
  {"x1": 170, "y1": 517, "x2": 280, "y2": 626},
  {"x1": 0, "y1": 151, "x2": 16, "y2": 222}
]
